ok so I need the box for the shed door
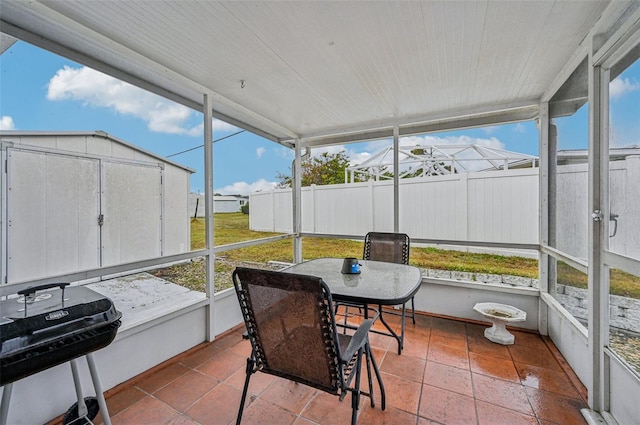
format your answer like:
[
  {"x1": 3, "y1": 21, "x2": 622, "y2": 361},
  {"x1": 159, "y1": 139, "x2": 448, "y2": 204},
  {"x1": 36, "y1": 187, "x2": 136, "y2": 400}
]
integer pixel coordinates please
[
  {"x1": 100, "y1": 161, "x2": 162, "y2": 267},
  {"x1": 6, "y1": 149, "x2": 100, "y2": 282}
]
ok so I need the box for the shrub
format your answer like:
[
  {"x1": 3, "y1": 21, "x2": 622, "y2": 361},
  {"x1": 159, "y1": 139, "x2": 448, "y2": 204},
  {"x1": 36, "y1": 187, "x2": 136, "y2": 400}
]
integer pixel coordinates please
[{"x1": 241, "y1": 203, "x2": 249, "y2": 214}]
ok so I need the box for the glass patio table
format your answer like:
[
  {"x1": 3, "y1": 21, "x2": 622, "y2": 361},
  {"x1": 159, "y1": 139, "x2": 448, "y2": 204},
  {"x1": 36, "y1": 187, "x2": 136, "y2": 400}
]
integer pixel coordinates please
[{"x1": 283, "y1": 257, "x2": 422, "y2": 354}]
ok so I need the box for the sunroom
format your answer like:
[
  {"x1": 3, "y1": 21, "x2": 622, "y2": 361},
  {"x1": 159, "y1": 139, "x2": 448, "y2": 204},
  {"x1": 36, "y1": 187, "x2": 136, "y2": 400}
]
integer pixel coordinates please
[{"x1": 0, "y1": 1, "x2": 639, "y2": 424}]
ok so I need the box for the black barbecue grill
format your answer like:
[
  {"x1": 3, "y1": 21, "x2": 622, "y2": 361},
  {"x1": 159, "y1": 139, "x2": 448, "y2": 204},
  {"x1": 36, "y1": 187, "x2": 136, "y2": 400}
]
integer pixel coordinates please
[{"x1": 0, "y1": 283, "x2": 121, "y2": 425}]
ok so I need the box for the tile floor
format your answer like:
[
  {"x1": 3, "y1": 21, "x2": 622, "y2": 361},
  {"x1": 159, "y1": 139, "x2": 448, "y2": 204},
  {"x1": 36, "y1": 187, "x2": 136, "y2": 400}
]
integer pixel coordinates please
[{"x1": 77, "y1": 312, "x2": 589, "y2": 425}]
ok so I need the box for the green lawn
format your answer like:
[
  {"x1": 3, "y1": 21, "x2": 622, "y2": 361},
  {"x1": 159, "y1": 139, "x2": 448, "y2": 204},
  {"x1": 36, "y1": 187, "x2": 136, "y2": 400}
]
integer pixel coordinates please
[
  {"x1": 155, "y1": 213, "x2": 639, "y2": 299},
  {"x1": 192, "y1": 214, "x2": 540, "y2": 277}
]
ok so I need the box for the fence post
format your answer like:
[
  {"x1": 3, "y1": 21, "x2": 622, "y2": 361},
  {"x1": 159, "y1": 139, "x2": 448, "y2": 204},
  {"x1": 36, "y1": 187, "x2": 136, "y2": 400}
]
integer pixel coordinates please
[
  {"x1": 369, "y1": 179, "x2": 375, "y2": 231},
  {"x1": 460, "y1": 173, "x2": 469, "y2": 241},
  {"x1": 311, "y1": 184, "x2": 316, "y2": 233},
  {"x1": 271, "y1": 189, "x2": 276, "y2": 232}
]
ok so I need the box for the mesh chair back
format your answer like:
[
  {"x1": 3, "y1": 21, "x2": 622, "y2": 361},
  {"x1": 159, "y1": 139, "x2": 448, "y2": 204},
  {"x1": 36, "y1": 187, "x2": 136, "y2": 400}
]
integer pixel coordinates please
[
  {"x1": 233, "y1": 267, "x2": 342, "y2": 394},
  {"x1": 363, "y1": 232, "x2": 410, "y2": 265}
]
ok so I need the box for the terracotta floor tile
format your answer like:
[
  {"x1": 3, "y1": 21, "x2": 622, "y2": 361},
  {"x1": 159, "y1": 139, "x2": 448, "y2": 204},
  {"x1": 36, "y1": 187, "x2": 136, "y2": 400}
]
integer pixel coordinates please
[
  {"x1": 371, "y1": 346, "x2": 387, "y2": 366},
  {"x1": 380, "y1": 351, "x2": 426, "y2": 382},
  {"x1": 509, "y1": 331, "x2": 547, "y2": 349},
  {"x1": 476, "y1": 400, "x2": 538, "y2": 425},
  {"x1": 401, "y1": 332, "x2": 430, "y2": 359},
  {"x1": 196, "y1": 349, "x2": 247, "y2": 381},
  {"x1": 430, "y1": 331, "x2": 468, "y2": 351},
  {"x1": 136, "y1": 363, "x2": 191, "y2": 394},
  {"x1": 369, "y1": 331, "x2": 393, "y2": 351},
  {"x1": 465, "y1": 323, "x2": 489, "y2": 339},
  {"x1": 239, "y1": 397, "x2": 297, "y2": 425},
  {"x1": 413, "y1": 314, "x2": 433, "y2": 328},
  {"x1": 509, "y1": 344, "x2": 562, "y2": 371},
  {"x1": 210, "y1": 329, "x2": 245, "y2": 350},
  {"x1": 467, "y1": 335, "x2": 512, "y2": 360},
  {"x1": 542, "y1": 336, "x2": 589, "y2": 403},
  {"x1": 111, "y1": 396, "x2": 180, "y2": 425},
  {"x1": 424, "y1": 361, "x2": 473, "y2": 397},
  {"x1": 226, "y1": 368, "x2": 278, "y2": 397},
  {"x1": 417, "y1": 418, "x2": 444, "y2": 425},
  {"x1": 472, "y1": 373, "x2": 534, "y2": 416},
  {"x1": 102, "y1": 386, "x2": 147, "y2": 418},
  {"x1": 166, "y1": 415, "x2": 200, "y2": 425},
  {"x1": 406, "y1": 316, "x2": 431, "y2": 330},
  {"x1": 179, "y1": 344, "x2": 221, "y2": 369},
  {"x1": 293, "y1": 418, "x2": 318, "y2": 425},
  {"x1": 515, "y1": 362, "x2": 580, "y2": 398},
  {"x1": 228, "y1": 338, "x2": 253, "y2": 358},
  {"x1": 524, "y1": 387, "x2": 587, "y2": 425},
  {"x1": 259, "y1": 379, "x2": 317, "y2": 414},
  {"x1": 154, "y1": 370, "x2": 220, "y2": 412},
  {"x1": 427, "y1": 343, "x2": 470, "y2": 370},
  {"x1": 185, "y1": 382, "x2": 242, "y2": 425},
  {"x1": 301, "y1": 391, "x2": 358, "y2": 425},
  {"x1": 419, "y1": 384, "x2": 477, "y2": 424},
  {"x1": 378, "y1": 372, "x2": 422, "y2": 413},
  {"x1": 431, "y1": 317, "x2": 466, "y2": 334},
  {"x1": 469, "y1": 352, "x2": 520, "y2": 382},
  {"x1": 99, "y1": 314, "x2": 592, "y2": 425},
  {"x1": 358, "y1": 404, "x2": 419, "y2": 425}
]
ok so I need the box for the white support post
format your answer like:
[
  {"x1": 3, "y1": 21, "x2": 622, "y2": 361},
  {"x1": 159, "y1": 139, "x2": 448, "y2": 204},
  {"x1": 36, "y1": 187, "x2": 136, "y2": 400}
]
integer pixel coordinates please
[
  {"x1": 293, "y1": 140, "x2": 302, "y2": 263},
  {"x1": 538, "y1": 102, "x2": 550, "y2": 336},
  {"x1": 203, "y1": 93, "x2": 215, "y2": 341},
  {"x1": 587, "y1": 61, "x2": 608, "y2": 412},
  {"x1": 393, "y1": 126, "x2": 400, "y2": 232}
]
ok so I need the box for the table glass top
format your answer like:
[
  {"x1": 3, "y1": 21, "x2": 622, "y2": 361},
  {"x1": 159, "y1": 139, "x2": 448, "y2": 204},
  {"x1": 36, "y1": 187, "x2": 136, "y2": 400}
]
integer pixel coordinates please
[{"x1": 283, "y1": 258, "x2": 422, "y2": 305}]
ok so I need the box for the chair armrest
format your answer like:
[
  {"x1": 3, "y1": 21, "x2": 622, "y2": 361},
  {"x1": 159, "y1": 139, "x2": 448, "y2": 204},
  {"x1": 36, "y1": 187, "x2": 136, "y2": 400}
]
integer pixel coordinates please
[{"x1": 340, "y1": 308, "x2": 380, "y2": 363}]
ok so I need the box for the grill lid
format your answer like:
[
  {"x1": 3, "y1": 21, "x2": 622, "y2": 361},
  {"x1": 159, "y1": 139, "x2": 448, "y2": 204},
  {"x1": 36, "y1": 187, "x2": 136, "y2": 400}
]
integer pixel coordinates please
[{"x1": 1, "y1": 284, "x2": 121, "y2": 359}]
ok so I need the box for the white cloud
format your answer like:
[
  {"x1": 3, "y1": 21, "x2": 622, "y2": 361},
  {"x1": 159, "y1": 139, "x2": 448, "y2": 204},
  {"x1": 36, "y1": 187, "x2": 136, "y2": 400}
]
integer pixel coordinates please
[
  {"x1": 610, "y1": 77, "x2": 640, "y2": 99},
  {"x1": 483, "y1": 126, "x2": 498, "y2": 135},
  {"x1": 276, "y1": 146, "x2": 295, "y2": 160},
  {"x1": 216, "y1": 179, "x2": 277, "y2": 196},
  {"x1": 47, "y1": 65, "x2": 202, "y2": 136},
  {"x1": 514, "y1": 123, "x2": 526, "y2": 133},
  {"x1": 256, "y1": 147, "x2": 266, "y2": 158},
  {"x1": 0, "y1": 116, "x2": 15, "y2": 130}
]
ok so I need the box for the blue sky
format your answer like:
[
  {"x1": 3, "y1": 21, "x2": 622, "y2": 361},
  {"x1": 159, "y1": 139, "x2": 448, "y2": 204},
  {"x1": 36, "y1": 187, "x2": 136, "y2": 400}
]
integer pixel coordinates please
[{"x1": 1, "y1": 41, "x2": 638, "y2": 195}]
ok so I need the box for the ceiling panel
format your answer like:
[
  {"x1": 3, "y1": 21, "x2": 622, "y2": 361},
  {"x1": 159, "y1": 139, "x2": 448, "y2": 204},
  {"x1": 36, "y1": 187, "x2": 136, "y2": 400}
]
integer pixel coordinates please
[{"x1": 1, "y1": 0, "x2": 616, "y2": 144}]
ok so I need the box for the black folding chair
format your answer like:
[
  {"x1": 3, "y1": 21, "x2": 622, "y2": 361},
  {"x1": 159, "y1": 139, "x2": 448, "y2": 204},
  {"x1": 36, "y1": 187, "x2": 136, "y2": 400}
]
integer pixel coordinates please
[
  {"x1": 232, "y1": 267, "x2": 385, "y2": 425},
  {"x1": 364, "y1": 232, "x2": 413, "y2": 354}
]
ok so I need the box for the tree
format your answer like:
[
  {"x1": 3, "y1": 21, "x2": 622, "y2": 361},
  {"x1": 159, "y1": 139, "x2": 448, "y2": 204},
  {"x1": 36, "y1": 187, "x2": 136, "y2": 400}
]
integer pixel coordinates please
[{"x1": 277, "y1": 151, "x2": 353, "y2": 187}]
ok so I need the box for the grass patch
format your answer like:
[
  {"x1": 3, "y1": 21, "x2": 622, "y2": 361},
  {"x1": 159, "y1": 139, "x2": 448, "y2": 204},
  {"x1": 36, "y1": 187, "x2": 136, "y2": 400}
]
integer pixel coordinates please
[
  {"x1": 557, "y1": 261, "x2": 640, "y2": 299},
  {"x1": 156, "y1": 213, "x2": 639, "y2": 299}
]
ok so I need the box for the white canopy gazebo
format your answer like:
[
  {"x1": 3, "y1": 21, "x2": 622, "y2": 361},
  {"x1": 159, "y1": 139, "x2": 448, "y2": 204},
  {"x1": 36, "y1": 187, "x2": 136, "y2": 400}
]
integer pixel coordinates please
[{"x1": 345, "y1": 144, "x2": 538, "y2": 182}]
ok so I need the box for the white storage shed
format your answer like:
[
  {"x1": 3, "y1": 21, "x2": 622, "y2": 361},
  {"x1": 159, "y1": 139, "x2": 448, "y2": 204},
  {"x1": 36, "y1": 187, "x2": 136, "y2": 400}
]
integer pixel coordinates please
[
  {"x1": 188, "y1": 193, "x2": 247, "y2": 216},
  {"x1": 0, "y1": 131, "x2": 194, "y2": 284}
]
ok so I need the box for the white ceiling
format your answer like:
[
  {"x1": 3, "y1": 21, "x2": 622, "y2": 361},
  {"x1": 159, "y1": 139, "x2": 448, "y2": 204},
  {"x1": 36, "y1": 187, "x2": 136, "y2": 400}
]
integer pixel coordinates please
[{"x1": 0, "y1": 1, "x2": 628, "y2": 146}]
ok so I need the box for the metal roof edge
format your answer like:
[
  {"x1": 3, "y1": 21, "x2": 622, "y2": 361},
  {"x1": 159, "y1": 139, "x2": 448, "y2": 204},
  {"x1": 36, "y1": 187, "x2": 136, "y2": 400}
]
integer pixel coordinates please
[{"x1": 0, "y1": 130, "x2": 196, "y2": 173}]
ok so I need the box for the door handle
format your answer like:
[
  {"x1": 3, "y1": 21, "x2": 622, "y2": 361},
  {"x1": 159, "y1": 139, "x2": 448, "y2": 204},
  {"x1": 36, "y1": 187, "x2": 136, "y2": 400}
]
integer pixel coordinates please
[{"x1": 610, "y1": 213, "x2": 619, "y2": 237}]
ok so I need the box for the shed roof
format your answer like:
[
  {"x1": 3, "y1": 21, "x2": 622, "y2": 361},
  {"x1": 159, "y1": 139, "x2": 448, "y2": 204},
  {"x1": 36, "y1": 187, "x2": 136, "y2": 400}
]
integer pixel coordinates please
[
  {"x1": 0, "y1": 1, "x2": 635, "y2": 147},
  {"x1": 0, "y1": 130, "x2": 195, "y2": 173}
]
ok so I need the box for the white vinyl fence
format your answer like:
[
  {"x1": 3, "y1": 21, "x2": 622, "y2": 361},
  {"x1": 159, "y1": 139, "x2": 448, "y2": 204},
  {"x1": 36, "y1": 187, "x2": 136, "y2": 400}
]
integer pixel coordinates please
[
  {"x1": 251, "y1": 168, "x2": 539, "y2": 245},
  {"x1": 251, "y1": 155, "x2": 640, "y2": 260},
  {"x1": 555, "y1": 156, "x2": 640, "y2": 260}
]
